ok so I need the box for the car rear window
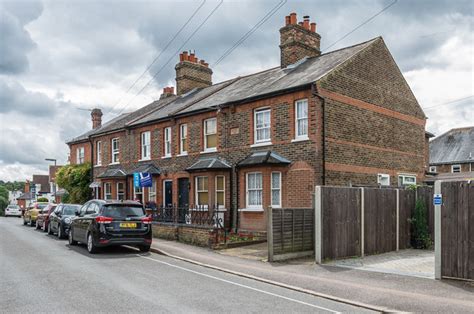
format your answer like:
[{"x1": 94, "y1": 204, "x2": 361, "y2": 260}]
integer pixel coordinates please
[
  {"x1": 37, "y1": 204, "x2": 48, "y2": 209},
  {"x1": 63, "y1": 205, "x2": 80, "y2": 215},
  {"x1": 8, "y1": 205, "x2": 19, "y2": 209},
  {"x1": 102, "y1": 206, "x2": 145, "y2": 219}
]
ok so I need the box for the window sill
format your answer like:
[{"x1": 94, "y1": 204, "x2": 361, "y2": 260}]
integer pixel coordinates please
[
  {"x1": 238, "y1": 208, "x2": 264, "y2": 212},
  {"x1": 138, "y1": 158, "x2": 151, "y2": 162},
  {"x1": 177, "y1": 152, "x2": 188, "y2": 157},
  {"x1": 94, "y1": 164, "x2": 102, "y2": 167},
  {"x1": 291, "y1": 137, "x2": 309, "y2": 143},
  {"x1": 250, "y1": 142, "x2": 272, "y2": 148},
  {"x1": 200, "y1": 148, "x2": 217, "y2": 154},
  {"x1": 109, "y1": 162, "x2": 120, "y2": 165},
  {"x1": 161, "y1": 155, "x2": 172, "y2": 159}
]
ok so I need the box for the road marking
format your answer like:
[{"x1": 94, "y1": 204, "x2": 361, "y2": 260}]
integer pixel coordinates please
[{"x1": 138, "y1": 254, "x2": 340, "y2": 313}]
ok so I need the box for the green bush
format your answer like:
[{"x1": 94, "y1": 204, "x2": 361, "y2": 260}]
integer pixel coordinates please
[
  {"x1": 37, "y1": 197, "x2": 49, "y2": 203},
  {"x1": 0, "y1": 196, "x2": 7, "y2": 216},
  {"x1": 410, "y1": 198, "x2": 432, "y2": 249},
  {"x1": 56, "y1": 163, "x2": 91, "y2": 204}
]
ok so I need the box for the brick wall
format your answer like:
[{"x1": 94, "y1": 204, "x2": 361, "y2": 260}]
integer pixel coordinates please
[
  {"x1": 318, "y1": 37, "x2": 426, "y2": 186},
  {"x1": 152, "y1": 223, "x2": 217, "y2": 247},
  {"x1": 433, "y1": 163, "x2": 472, "y2": 174},
  {"x1": 68, "y1": 142, "x2": 91, "y2": 165}
]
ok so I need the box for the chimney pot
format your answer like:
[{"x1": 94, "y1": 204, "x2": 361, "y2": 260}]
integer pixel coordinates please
[
  {"x1": 298, "y1": 21, "x2": 304, "y2": 26},
  {"x1": 175, "y1": 51, "x2": 212, "y2": 95},
  {"x1": 303, "y1": 16, "x2": 310, "y2": 30},
  {"x1": 289, "y1": 12, "x2": 297, "y2": 24},
  {"x1": 179, "y1": 53, "x2": 184, "y2": 62},
  {"x1": 183, "y1": 51, "x2": 188, "y2": 61},
  {"x1": 285, "y1": 16, "x2": 290, "y2": 26},
  {"x1": 311, "y1": 22, "x2": 316, "y2": 32}
]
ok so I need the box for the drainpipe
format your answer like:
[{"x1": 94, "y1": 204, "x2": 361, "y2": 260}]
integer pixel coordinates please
[
  {"x1": 311, "y1": 84, "x2": 326, "y2": 185},
  {"x1": 90, "y1": 138, "x2": 95, "y2": 198}
]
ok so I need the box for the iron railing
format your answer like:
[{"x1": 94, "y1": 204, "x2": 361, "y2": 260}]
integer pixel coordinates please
[{"x1": 150, "y1": 204, "x2": 226, "y2": 229}]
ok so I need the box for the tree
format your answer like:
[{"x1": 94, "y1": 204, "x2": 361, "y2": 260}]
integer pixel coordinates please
[
  {"x1": 0, "y1": 186, "x2": 8, "y2": 200},
  {"x1": 56, "y1": 163, "x2": 92, "y2": 204},
  {"x1": 0, "y1": 196, "x2": 7, "y2": 216}
]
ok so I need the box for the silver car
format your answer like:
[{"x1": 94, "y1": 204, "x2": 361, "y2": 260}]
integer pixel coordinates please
[{"x1": 5, "y1": 204, "x2": 21, "y2": 217}]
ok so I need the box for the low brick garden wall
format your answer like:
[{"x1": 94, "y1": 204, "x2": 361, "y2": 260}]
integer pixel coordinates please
[{"x1": 152, "y1": 222, "x2": 222, "y2": 248}]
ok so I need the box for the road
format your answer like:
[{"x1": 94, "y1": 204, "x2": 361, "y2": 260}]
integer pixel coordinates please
[{"x1": 0, "y1": 217, "x2": 373, "y2": 313}]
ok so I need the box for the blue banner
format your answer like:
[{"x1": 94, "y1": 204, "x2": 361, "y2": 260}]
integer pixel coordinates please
[{"x1": 134, "y1": 172, "x2": 152, "y2": 188}]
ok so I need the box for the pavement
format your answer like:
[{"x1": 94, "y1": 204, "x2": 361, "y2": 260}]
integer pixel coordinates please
[
  {"x1": 326, "y1": 249, "x2": 435, "y2": 279},
  {"x1": 151, "y1": 238, "x2": 474, "y2": 313},
  {"x1": 0, "y1": 217, "x2": 372, "y2": 313}
]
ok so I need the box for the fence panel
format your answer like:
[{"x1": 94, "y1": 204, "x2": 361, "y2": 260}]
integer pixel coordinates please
[
  {"x1": 441, "y1": 181, "x2": 473, "y2": 280},
  {"x1": 322, "y1": 187, "x2": 361, "y2": 260},
  {"x1": 272, "y1": 208, "x2": 313, "y2": 256},
  {"x1": 417, "y1": 186, "x2": 435, "y2": 239},
  {"x1": 399, "y1": 189, "x2": 416, "y2": 249},
  {"x1": 364, "y1": 188, "x2": 397, "y2": 255}
]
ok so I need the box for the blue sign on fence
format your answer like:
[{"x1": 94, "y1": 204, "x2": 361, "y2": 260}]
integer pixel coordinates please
[
  {"x1": 433, "y1": 194, "x2": 442, "y2": 206},
  {"x1": 133, "y1": 172, "x2": 152, "y2": 188}
]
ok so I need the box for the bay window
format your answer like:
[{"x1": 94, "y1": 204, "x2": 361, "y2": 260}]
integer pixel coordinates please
[
  {"x1": 117, "y1": 182, "x2": 125, "y2": 200},
  {"x1": 215, "y1": 176, "x2": 225, "y2": 208},
  {"x1": 104, "y1": 183, "x2": 112, "y2": 200},
  {"x1": 246, "y1": 172, "x2": 263, "y2": 209},
  {"x1": 195, "y1": 176, "x2": 208, "y2": 206}
]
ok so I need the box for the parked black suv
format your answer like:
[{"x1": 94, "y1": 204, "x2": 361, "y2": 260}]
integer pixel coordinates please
[
  {"x1": 48, "y1": 203, "x2": 82, "y2": 239},
  {"x1": 68, "y1": 200, "x2": 152, "y2": 254}
]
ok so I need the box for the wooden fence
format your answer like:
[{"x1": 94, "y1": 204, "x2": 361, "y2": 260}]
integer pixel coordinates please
[
  {"x1": 267, "y1": 208, "x2": 313, "y2": 262},
  {"x1": 436, "y1": 181, "x2": 473, "y2": 281},
  {"x1": 315, "y1": 185, "x2": 434, "y2": 262}
]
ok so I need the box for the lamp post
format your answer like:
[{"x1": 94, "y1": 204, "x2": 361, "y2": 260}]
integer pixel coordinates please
[{"x1": 45, "y1": 158, "x2": 57, "y2": 198}]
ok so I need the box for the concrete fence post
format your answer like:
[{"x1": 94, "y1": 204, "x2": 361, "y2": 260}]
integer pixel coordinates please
[
  {"x1": 267, "y1": 206, "x2": 274, "y2": 262},
  {"x1": 315, "y1": 186, "x2": 322, "y2": 264},
  {"x1": 396, "y1": 189, "x2": 400, "y2": 252},
  {"x1": 434, "y1": 180, "x2": 442, "y2": 280},
  {"x1": 360, "y1": 187, "x2": 365, "y2": 258}
]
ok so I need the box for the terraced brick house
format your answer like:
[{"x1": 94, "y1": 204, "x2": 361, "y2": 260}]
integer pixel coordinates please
[
  {"x1": 67, "y1": 13, "x2": 428, "y2": 232},
  {"x1": 427, "y1": 127, "x2": 474, "y2": 182}
]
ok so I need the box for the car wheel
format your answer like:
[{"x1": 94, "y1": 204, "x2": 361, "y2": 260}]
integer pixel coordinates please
[
  {"x1": 23, "y1": 219, "x2": 27, "y2": 226},
  {"x1": 87, "y1": 233, "x2": 98, "y2": 254},
  {"x1": 30, "y1": 220, "x2": 35, "y2": 227},
  {"x1": 35, "y1": 222, "x2": 41, "y2": 230},
  {"x1": 139, "y1": 245, "x2": 151, "y2": 252},
  {"x1": 68, "y1": 229, "x2": 78, "y2": 246},
  {"x1": 58, "y1": 225, "x2": 64, "y2": 239},
  {"x1": 48, "y1": 223, "x2": 53, "y2": 235},
  {"x1": 43, "y1": 223, "x2": 48, "y2": 233}
]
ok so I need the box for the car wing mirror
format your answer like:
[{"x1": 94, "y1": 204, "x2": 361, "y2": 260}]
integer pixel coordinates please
[{"x1": 75, "y1": 210, "x2": 80, "y2": 216}]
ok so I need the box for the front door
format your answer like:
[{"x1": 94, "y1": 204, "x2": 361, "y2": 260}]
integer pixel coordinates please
[
  {"x1": 163, "y1": 180, "x2": 173, "y2": 207},
  {"x1": 178, "y1": 178, "x2": 189, "y2": 208}
]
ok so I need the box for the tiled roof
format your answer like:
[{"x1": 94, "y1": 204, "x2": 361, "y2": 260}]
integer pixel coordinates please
[
  {"x1": 128, "y1": 163, "x2": 161, "y2": 175},
  {"x1": 430, "y1": 127, "x2": 474, "y2": 164},
  {"x1": 66, "y1": 113, "x2": 130, "y2": 144},
  {"x1": 17, "y1": 192, "x2": 33, "y2": 200},
  {"x1": 237, "y1": 151, "x2": 291, "y2": 167},
  {"x1": 97, "y1": 167, "x2": 127, "y2": 178},
  {"x1": 68, "y1": 37, "x2": 379, "y2": 141},
  {"x1": 186, "y1": 157, "x2": 232, "y2": 172}
]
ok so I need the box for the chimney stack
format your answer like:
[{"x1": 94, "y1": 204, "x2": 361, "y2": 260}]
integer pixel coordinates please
[
  {"x1": 160, "y1": 86, "x2": 175, "y2": 99},
  {"x1": 175, "y1": 50, "x2": 212, "y2": 96},
  {"x1": 91, "y1": 108, "x2": 103, "y2": 129},
  {"x1": 280, "y1": 12, "x2": 321, "y2": 68}
]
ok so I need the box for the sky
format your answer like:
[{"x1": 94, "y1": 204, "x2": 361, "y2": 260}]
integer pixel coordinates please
[{"x1": 0, "y1": 0, "x2": 473, "y2": 182}]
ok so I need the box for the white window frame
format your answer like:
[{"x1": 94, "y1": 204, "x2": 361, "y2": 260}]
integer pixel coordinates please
[
  {"x1": 451, "y1": 164, "x2": 461, "y2": 173},
  {"x1": 195, "y1": 176, "x2": 209, "y2": 208},
  {"x1": 429, "y1": 166, "x2": 437, "y2": 173},
  {"x1": 254, "y1": 108, "x2": 271, "y2": 144},
  {"x1": 111, "y1": 138, "x2": 119, "y2": 164},
  {"x1": 203, "y1": 118, "x2": 217, "y2": 152},
  {"x1": 76, "y1": 147, "x2": 84, "y2": 164},
  {"x1": 398, "y1": 174, "x2": 416, "y2": 186},
  {"x1": 246, "y1": 172, "x2": 263, "y2": 210},
  {"x1": 215, "y1": 175, "x2": 225, "y2": 209},
  {"x1": 294, "y1": 99, "x2": 309, "y2": 140},
  {"x1": 134, "y1": 186, "x2": 143, "y2": 202},
  {"x1": 141, "y1": 131, "x2": 151, "y2": 160},
  {"x1": 164, "y1": 127, "x2": 172, "y2": 158},
  {"x1": 271, "y1": 172, "x2": 281, "y2": 208},
  {"x1": 96, "y1": 141, "x2": 102, "y2": 166},
  {"x1": 180, "y1": 124, "x2": 188, "y2": 155},
  {"x1": 104, "y1": 183, "x2": 112, "y2": 200},
  {"x1": 116, "y1": 182, "x2": 125, "y2": 200},
  {"x1": 377, "y1": 173, "x2": 390, "y2": 186},
  {"x1": 148, "y1": 178, "x2": 156, "y2": 202}
]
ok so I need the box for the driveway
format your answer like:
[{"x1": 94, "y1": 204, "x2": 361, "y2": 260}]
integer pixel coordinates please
[{"x1": 326, "y1": 249, "x2": 435, "y2": 279}]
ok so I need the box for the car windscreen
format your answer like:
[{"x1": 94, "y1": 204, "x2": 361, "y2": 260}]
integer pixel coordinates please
[
  {"x1": 63, "y1": 205, "x2": 80, "y2": 215},
  {"x1": 102, "y1": 206, "x2": 145, "y2": 219},
  {"x1": 37, "y1": 204, "x2": 48, "y2": 209}
]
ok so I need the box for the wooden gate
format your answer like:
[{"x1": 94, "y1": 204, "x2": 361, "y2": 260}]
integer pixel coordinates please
[{"x1": 436, "y1": 181, "x2": 474, "y2": 281}]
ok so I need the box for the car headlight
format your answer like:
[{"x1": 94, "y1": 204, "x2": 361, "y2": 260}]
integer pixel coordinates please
[{"x1": 64, "y1": 217, "x2": 71, "y2": 224}]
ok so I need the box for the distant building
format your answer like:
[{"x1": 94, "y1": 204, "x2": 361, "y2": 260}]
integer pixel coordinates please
[
  {"x1": 8, "y1": 190, "x2": 22, "y2": 205},
  {"x1": 427, "y1": 127, "x2": 474, "y2": 182}
]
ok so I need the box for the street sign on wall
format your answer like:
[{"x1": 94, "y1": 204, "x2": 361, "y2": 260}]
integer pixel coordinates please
[{"x1": 433, "y1": 194, "x2": 442, "y2": 206}]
